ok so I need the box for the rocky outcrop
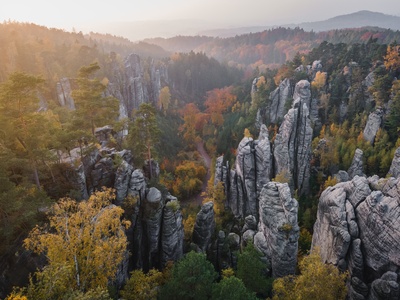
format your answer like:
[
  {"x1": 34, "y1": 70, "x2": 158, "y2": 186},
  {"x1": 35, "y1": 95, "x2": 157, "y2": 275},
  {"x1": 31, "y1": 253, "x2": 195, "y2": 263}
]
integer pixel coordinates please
[
  {"x1": 255, "y1": 125, "x2": 272, "y2": 196},
  {"x1": 292, "y1": 80, "x2": 311, "y2": 108},
  {"x1": 161, "y1": 197, "x2": 184, "y2": 267},
  {"x1": 56, "y1": 53, "x2": 166, "y2": 121},
  {"x1": 274, "y1": 84, "x2": 313, "y2": 195},
  {"x1": 363, "y1": 109, "x2": 383, "y2": 144},
  {"x1": 388, "y1": 147, "x2": 400, "y2": 178},
  {"x1": 106, "y1": 53, "x2": 167, "y2": 119},
  {"x1": 56, "y1": 78, "x2": 75, "y2": 110},
  {"x1": 269, "y1": 78, "x2": 294, "y2": 124},
  {"x1": 348, "y1": 148, "x2": 365, "y2": 179},
  {"x1": 312, "y1": 163, "x2": 400, "y2": 299},
  {"x1": 363, "y1": 71, "x2": 376, "y2": 109},
  {"x1": 235, "y1": 137, "x2": 258, "y2": 217},
  {"x1": 254, "y1": 182, "x2": 299, "y2": 278},
  {"x1": 192, "y1": 201, "x2": 215, "y2": 252},
  {"x1": 61, "y1": 136, "x2": 183, "y2": 272},
  {"x1": 218, "y1": 126, "x2": 273, "y2": 219},
  {"x1": 143, "y1": 188, "x2": 164, "y2": 269}
]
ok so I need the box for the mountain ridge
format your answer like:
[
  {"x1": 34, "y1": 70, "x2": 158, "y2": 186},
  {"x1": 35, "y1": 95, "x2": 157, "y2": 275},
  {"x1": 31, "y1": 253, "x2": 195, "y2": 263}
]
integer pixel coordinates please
[{"x1": 198, "y1": 10, "x2": 400, "y2": 38}]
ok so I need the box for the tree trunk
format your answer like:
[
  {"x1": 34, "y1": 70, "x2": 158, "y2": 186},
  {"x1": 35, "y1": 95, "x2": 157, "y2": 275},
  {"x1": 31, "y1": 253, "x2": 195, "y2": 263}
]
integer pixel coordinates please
[
  {"x1": 32, "y1": 163, "x2": 41, "y2": 190},
  {"x1": 148, "y1": 144, "x2": 153, "y2": 179}
]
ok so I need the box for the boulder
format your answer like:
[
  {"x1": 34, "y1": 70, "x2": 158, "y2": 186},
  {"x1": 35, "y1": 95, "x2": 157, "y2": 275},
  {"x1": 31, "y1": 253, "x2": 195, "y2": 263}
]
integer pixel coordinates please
[{"x1": 369, "y1": 271, "x2": 399, "y2": 300}]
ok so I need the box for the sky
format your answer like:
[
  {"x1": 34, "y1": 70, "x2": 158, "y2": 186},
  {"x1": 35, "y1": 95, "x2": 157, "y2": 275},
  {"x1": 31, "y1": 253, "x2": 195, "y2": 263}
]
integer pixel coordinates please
[{"x1": 1, "y1": 0, "x2": 400, "y2": 38}]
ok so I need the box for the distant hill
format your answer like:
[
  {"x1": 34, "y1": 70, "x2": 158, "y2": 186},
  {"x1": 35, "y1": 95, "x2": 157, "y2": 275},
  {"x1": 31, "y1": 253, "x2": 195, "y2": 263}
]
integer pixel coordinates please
[
  {"x1": 197, "y1": 10, "x2": 400, "y2": 38},
  {"x1": 295, "y1": 10, "x2": 400, "y2": 32},
  {"x1": 145, "y1": 26, "x2": 400, "y2": 71}
]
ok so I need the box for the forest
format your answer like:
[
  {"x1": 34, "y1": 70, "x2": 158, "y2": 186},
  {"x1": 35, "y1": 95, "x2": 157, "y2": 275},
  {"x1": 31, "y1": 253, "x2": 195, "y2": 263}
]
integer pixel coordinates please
[{"x1": 1, "y1": 20, "x2": 400, "y2": 299}]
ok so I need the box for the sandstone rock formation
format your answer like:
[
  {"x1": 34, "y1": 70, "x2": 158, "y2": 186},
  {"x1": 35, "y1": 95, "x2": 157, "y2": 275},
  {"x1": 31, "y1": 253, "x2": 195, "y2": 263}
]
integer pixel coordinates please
[
  {"x1": 106, "y1": 53, "x2": 167, "y2": 119},
  {"x1": 388, "y1": 147, "x2": 400, "y2": 178},
  {"x1": 254, "y1": 182, "x2": 299, "y2": 278},
  {"x1": 312, "y1": 168, "x2": 400, "y2": 299},
  {"x1": 192, "y1": 201, "x2": 216, "y2": 252},
  {"x1": 161, "y1": 197, "x2": 184, "y2": 267},
  {"x1": 57, "y1": 53, "x2": 167, "y2": 121},
  {"x1": 269, "y1": 78, "x2": 294, "y2": 124},
  {"x1": 348, "y1": 148, "x2": 365, "y2": 179},
  {"x1": 274, "y1": 84, "x2": 313, "y2": 196},
  {"x1": 62, "y1": 132, "x2": 183, "y2": 272},
  {"x1": 56, "y1": 77, "x2": 75, "y2": 110},
  {"x1": 363, "y1": 108, "x2": 383, "y2": 144}
]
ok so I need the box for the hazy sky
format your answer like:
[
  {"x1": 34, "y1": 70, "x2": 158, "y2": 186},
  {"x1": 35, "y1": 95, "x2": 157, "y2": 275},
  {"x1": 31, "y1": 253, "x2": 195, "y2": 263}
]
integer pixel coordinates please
[{"x1": 2, "y1": 0, "x2": 400, "y2": 31}]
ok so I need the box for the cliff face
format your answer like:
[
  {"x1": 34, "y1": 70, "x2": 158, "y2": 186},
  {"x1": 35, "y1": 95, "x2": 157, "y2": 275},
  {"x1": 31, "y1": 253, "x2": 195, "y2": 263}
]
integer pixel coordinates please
[
  {"x1": 254, "y1": 182, "x2": 299, "y2": 278},
  {"x1": 312, "y1": 169, "x2": 400, "y2": 299},
  {"x1": 57, "y1": 53, "x2": 167, "y2": 120},
  {"x1": 106, "y1": 53, "x2": 167, "y2": 118},
  {"x1": 64, "y1": 127, "x2": 184, "y2": 273},
  {"x1": 214, "y1": 123, "x2": 300, "y2": 277},
  {"x1": 269, "y1": 78, "x2": 294, "y2": 124}
]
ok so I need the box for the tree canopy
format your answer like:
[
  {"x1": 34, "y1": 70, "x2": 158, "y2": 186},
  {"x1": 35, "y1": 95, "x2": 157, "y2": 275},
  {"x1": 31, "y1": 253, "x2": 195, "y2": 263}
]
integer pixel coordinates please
[{"x1": 23, "y1": 188, "x2": 130, "y2": 298}]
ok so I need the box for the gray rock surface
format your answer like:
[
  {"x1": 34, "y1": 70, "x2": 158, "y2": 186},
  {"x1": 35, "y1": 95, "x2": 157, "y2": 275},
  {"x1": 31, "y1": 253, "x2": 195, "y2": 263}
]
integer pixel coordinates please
[
  {"x1": 143, "y1": 187, "x2": 164, "y2": 269},
  {"x1": 128, "y1": 169, "x2": 146, "y2": 204},
  {"x1": 214, "y1": 156, "x2": 224, "y2": 185},
  {"x1": 254, "y1": 182, "x2": 299, "y2": 278},
  {"x1": 91, "y1": 157, "x2": 115, "y2": 190},
  {"x1": 74, "y1": 163, "x2": 89, "y2": 200},
  {"x1": 269, "y1": 78, "x2": 294, "y2": 124},
  {"x1": 56, "y1": 78, "x2": 75, "y2": 110},
  {"x1": 311, "y1": 184, "x2": 351, "y2": 268},
  {"x1": 369, "y1": 271, "x2": 399, "y2": 300},
  {"x1": 255, "y1": 124, "x2": 272, "y2": 196},
  {"x1": 192, "y1": 201, "x2": 216, "y2": 252},
  {"x1": 114, "y1": 160, "x2": 134, "y2": 205},
  {"x1": 312, "y1": 165, "x2": 400, "y2": 299},
  {"x1": 388, "y1": 147, "x2": 400, "y2": 178},
  {"x1": 242, "y1": 215, "x2": 258, "y2": 232},
  {"x1": 161, "y1": 199, "x2": 184, "y2": 267},
  {"x1": 106, "y1": 53, "x2": 167, "y2": 119},
  {"x1": 235, "y1": 137, "x2": 257, "y2": 217},
  {"x1": 363, "y1": 71, "x2": 375, "y2": 108},
  {"x1": 292, "y1": 80, "x2": 311, "y2": 108},
  {"x1": 363, "y1": 109, "x2": 383, "y2": 144},
  {"x1": 144, "y1": 159, "x2": 160, "y2": 179},
  {"x1": 348, "y1": 149, "x2": 365, "y2": 179},
  {"x1": 274, "y1": 101, "x2": 313, "y2": 195}
]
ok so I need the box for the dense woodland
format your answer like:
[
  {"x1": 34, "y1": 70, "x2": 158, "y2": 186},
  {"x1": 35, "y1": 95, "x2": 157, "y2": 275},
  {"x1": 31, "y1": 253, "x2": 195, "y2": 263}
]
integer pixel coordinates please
[
  {"x1": 0, "y1": 21, "x2": 400, "y2": 299},
  {"x1": 146, "y1": 27, "x2": 400, "y2": 72}
]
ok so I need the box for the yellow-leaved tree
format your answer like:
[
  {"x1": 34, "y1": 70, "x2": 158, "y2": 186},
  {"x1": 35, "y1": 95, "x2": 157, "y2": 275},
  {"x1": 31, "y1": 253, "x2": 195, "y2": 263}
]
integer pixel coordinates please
[
  {"x1": 120, "y1": 269, "x2": 164, "y2": 300},
  {"x1": 271, "y1": 248, "x2": 348, "y2": 300},
  {"x1": 23, "y1": 188, "x2": 130, "y2": 299}
]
